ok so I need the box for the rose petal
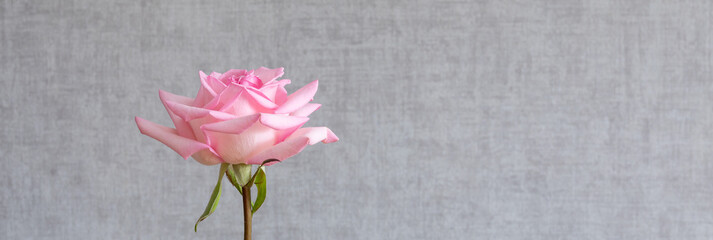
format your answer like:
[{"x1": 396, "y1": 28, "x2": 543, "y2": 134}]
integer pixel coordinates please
[
  {"x1": 196, "y1": 71, "x2": 228, "y2": 99},
  {"x1": 185, "y1": 111, "x2": 237, "y2": 145},
  {"x1": 201, "y1": 114, "x2": 261, "y2": 135},
  {"x1": 274, "y1": 123, "x2": 306, "y2": 144},
  {"x1": 218, "y1": 69, "x2": 248, "y2": 85},
  {"x1": 245, "y1": 138, "x2": 308, "y2": 165},
  {"x1": 245, "y1": 87, "x2": 278, "y2": 109},
  {"x1": 158, "y1": 90, "x2": 196, "y2": 139},
  {"x1": 275, "y1": 80, "x2": 318, "y2": 114},
  {"x1": 275, "y1": 80, "x2": 290, "y2": 105},
  {"x1": 166, "y1": 101, "x2": 236, "y2": 121},
  {"x1": 259, "y1": 79, "x2": 290, "y2": 102},
  {"x1": 213, "y1": 85, "x2": 275, "y2": 117},
  {"x1": 135, "y1": 116, "x2": 214, "y2": 160},
  {"x1": 193, "y1": 86, "x2": 215, "y2": 107},
  {"x1": 191, "y1": 149, "x2": 223, "y2": 166},
  {"x1": 204, "y1": 84, "x2": 243, "y2": 110},
  {"x1": 288, "y1": 127, "x2": 339, "y2": 144},
  {"x1": 205, "y1": 74, "x2": 227, "y2": 94},
  {"x1": 254, "y1": 67, "x2": 284, "y2": 84},
  {"x1": 199, "y1": 114, "x2": 261, "y2": 155},
  {"x1": 259, "y1": 114, "x2": 309, "y2": 130},
  {"x1": 209, "y1": 72, "x2": 222, "y2": 79},
  {"x1": 201, "y1": 71, "x2": 227, "y2": 91},
  {"x1": 258, "y1": 85, "x2": 278, "y2": 102},
  {"x1": 291, "y1": 103, "x2": 321, "y2": 117},
  {"x1": 204, "y1": 122, "x2": 276, "y2": 164},
  {"x1": 246, "y1": 127, "x2": 338, "y2": 165},
  {"x1": 218, "y1": 69, "x2": 247, "y2": 84},
  {"x1": 219, "y1": 89, "x2": 265, "y2": 117},
  {"x1": 193, "y1": 71, "x2": 221, "y2": 107}
]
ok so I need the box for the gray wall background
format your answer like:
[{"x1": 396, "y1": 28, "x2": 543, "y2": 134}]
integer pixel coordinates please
[{"x1": 2, "y1": 0, "x2": 713, "y2": 239}]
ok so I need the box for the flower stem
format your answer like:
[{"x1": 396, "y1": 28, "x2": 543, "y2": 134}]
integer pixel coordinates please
[{"x1": 242, "y1": 185, "x2": 252, "y2": 240}]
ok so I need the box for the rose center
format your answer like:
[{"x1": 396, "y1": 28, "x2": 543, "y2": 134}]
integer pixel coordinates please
[{"x1": 232, "y1": 73, "x2": 263, "y2": 88}]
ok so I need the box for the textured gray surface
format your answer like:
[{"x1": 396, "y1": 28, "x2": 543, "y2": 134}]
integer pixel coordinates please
[{"x1": 2, "y1": 0, "x2": 713, "y2": 239}]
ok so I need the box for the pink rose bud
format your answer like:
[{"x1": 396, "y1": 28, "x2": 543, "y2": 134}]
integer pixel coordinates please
[{"x1": 135, "y1": 67, "x2": 338, "y2": 165}]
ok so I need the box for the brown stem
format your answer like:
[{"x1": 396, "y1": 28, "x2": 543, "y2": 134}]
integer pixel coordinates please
[{"x1": 242, "y1": 185, "x2": 252, "y2": 240}]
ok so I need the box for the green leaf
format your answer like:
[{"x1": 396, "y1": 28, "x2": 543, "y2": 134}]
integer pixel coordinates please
[
  {"x1": 225, "y1": 164, "x2": 242, "y2": 194},
  {"x1": 194, "y1": 163, "x2": 228, "y2": 232},
  {"x1": 251, "y1": 166, "x2": 267, "y2": 214}
]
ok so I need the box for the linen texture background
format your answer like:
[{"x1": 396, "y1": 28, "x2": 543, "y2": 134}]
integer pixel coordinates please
[{"x1": 2, "y1": 0, "x2": 713, "y2": 239}]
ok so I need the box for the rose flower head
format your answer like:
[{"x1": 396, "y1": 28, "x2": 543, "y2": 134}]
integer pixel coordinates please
[{"x1": 135, "y1": 67, "x2": 338, "y2": 165}]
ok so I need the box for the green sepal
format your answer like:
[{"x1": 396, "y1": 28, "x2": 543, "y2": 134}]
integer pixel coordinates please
[
  {"x1": 233, "y1": 164, "x2": 252, "y2": 187},
  {"x1": 225, "y1": 164, "x2": 242, "y2": 194},
  {"x1": 251, "y1": 166, "x2": 267, "y2": 214},
  {"x1": 194, "y1": 163, "x2": 228, "y2": 232},
  {"x1": 246, "y1": 159, "x2": 280, "y2": 187}
]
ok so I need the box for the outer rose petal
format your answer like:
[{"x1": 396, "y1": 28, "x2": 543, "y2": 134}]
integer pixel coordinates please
[
  {"x1": 274, "y1": 80, "x2": 289, "y2": 105},
  {"x1": 204, "y1": 122, "x2": 277, "y2": 164},
  {"x1": 135, "y1": 117, "x2": 214, "y2": 160},
  {"x1": 246, "y1": 127, "x2": 338, "y2": 165},
  {"x1": 291, "y1": 103, "x2": 321, "y2": 117},
  {"x1": 275, "y1": 80, "x2": 318, "y2": 114},
  {"x1": 220, "y1": 87, "x2": 275, "y2": 117},
  {"x1": 244, "y1": 87, "x2": 278, "y2": 109},
  {"x1": 200, "y1": 114, "x2": 262, "y2": 164},
  {"x1": 289, "y1": 127, "x2": 339, "y2": 144},
  {"x1": 165, "y1": 101, "x2": 236, "y2": 121},
  {"x1": 192, "y1": 149, "x2": 223, "y2": 166},
  {"x1": 205, "y1": 84, "x2": 243, "y2": 110},
  {"x1": 259, "y1": 79, "x2": 291, "y2": 103},
  {"x1": 254, "y1": 67, "x2": 284, "y2": 84},
  {"x1": 258, "y1": 84, "x2": 278, "y2": 102},
  {"x1": 209, "y1": 72, "x2": 222, "y2": 79},
  {"x1": 204, "y1": 73, "x2": 227, "y2": 95},
  {"x1": 274, "y1": 122, "x2": 306, "y2": 144},
  {"x1": 199, "y1": 71, "x2": 227, "y2": 94},
  {"x1": 158, "y1": 90, "x2": 196, "y2": 139},
  {"x1": 201, "y1": 114, "x2": 261, "y2": 136},
  {"x1": 259, "y1": 113, "x2": 309, "y2": 130},
  {"x1": 187, "y1": 110, "x2": 239, "y2": 143},
  {"x1": 193, "y1": 75, "x2": 219, "y2": 107}
]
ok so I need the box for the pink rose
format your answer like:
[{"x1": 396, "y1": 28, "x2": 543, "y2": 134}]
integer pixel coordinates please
[{"x1": 135, "y1": 67, "x2": 338, "y2": 165}]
